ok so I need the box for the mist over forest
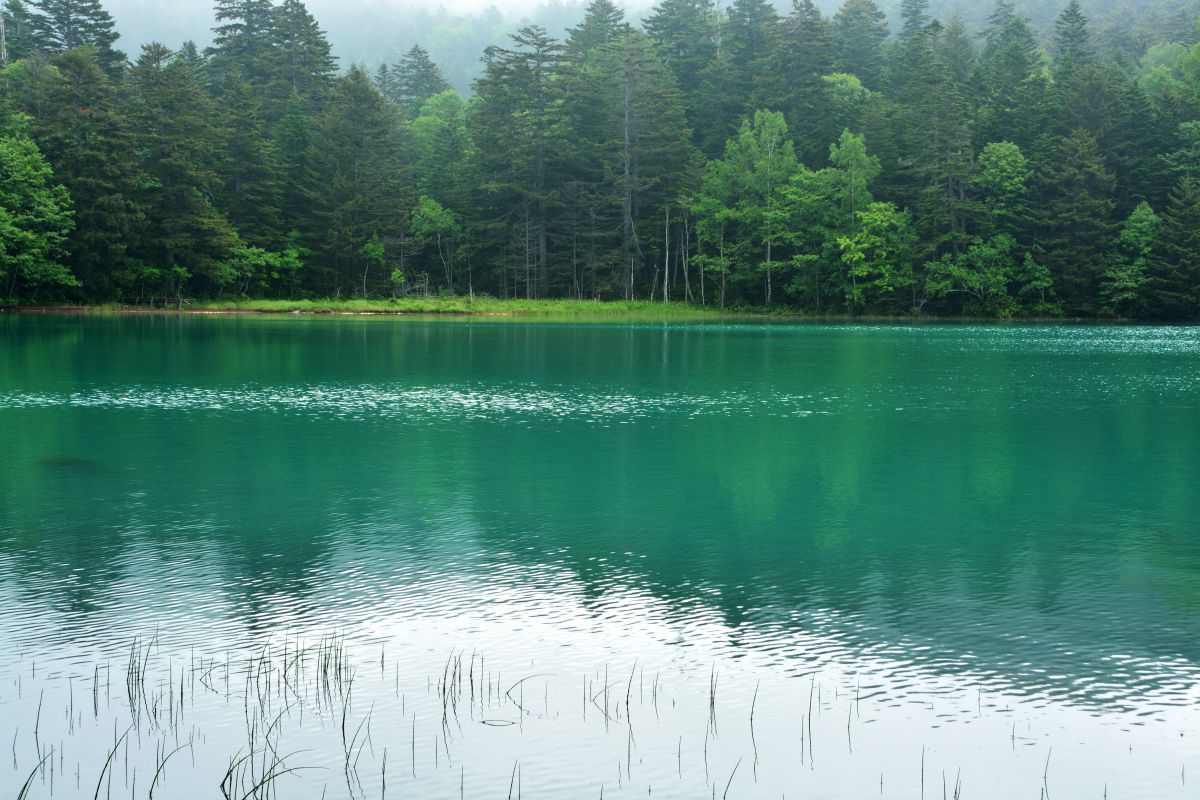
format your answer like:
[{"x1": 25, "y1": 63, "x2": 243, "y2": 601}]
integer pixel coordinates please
[{"x1": 97, "y1": 0, "x2": 1200, "y2": 90}]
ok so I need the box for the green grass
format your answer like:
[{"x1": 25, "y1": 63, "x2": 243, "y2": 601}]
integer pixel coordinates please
[{"x1": 118, "y1": 297, "x2": 740, "y2": 319}]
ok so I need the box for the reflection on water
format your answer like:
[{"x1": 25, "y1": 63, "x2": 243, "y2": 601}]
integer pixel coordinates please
[{"x1": 1, "y1": 316, "x2": 1198, "y2": 798}]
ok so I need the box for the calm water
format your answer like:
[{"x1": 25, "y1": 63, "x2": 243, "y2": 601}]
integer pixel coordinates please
[{"x1": 1, "y1": 315, "x2": 1198, "y2": 799}]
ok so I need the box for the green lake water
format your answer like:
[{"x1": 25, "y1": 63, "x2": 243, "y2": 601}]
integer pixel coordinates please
[{"x1": 1, "y1": 314, "x2": 1198, "y2": 798}]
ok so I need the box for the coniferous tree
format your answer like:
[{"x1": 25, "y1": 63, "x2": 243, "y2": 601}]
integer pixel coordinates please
[
  {"x1": 1052, "y1": 0, "x2": 1093, "y2": 81},
  {"x1": 33, "y1": 47, "x2": 144, "y2": 293},
  {"x1": 898, "y1": 0, "x2": 930, "y2": 42},
  {"x1": 724, "y1": 0, "x2": 781, "y2": 111},
  {"x1": 565, "y1": 0, "x2": 627, "y2": 57},
  {"x1": 832, "y1": 0, "x2": 888, "y2": 89},
  {"x1": 1035, "y1": 128, "x2": 1116, "y2": 312},
  {"x1": 308, "y1": 66, "x2": 411, "y2": 295},
  {"x1": 471, "y1": 27, "x2": 565, "y2": 297},
  {"x1": 764, "y1": 0, "x2": 834, "y2": 166},
  {"x1": 26, "y1": 0, "x2": 123, "y2": 74},
  {"x1": 394, "y1": 45, "x2": 450, "y2": 116},
  {"x1": 2, "y1": 0, "x2": 40, "y2": 64},
  {"x1": 208, "y1": 0, "x2": 275, "y2": 83},
  {"x1": 268, "y1": 0, "x2": 335, "y2": 109},
  {"x1": 127, "y1": 42, "x2": 239, "y2": 297},
  {"x1": 643, "y1": 0, "x2": 715, "y2": 113},
  {"x1": 1150, "y1": 175, "x2": 1200, "y2": 317}
]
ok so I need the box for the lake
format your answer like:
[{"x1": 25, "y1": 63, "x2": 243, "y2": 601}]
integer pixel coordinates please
[{"x1": 1, "y1": 314, "x2": 1198, "y2": 799}]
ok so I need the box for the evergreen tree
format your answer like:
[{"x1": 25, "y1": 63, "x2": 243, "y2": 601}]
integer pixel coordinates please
[
  {"x1": 1052, "y1": 0, "x2": 1093, "y2": 81},
  {"x1": 470, "y1": 27, "x2": 565, "y2": 297},
  {"x1": 1035, "y1": 128, "x2": 1116, "y2": 312},
  {"x1": 898, "y1": 0, "x2": 930, "y2": 41},
  {"x1": 832, "y1": 0, "x2": 888, "y2": 89},
  {"x1": 939, "y1": 13, "x2": 976, "y2": 88},
  {"x1": 268, "y1": 0, "x2": 335, "y2": 108},
  {"x1": 763, "y1": 0, "x2": 834, "y2": 166},
  {"x1": 642, "y1": 0, "x2": 715, "y2": 108},
  {"x1": 208, "y1": 0, "x2": 275, "y2": 83},
  {"x1": 26, "y1": 0, "x2": 123, "y2": 74},
  {"x1": 1150, "y1": 175, "x2": 1200, "y2": 317},
  {"x1": 566, "y1": 0, "x2": 627, "y2": 57},
  {"x1": 308, "y1": 66, "x2": 411, "y2": 295},
  {"x1": 394, "y1": 45, "x2": 450, "y2": 116},
  {"x1": 127, "y1": 42, "x2": 239, "y2": 297},
  {"x1": 215, "y1": 75, "x2": 283, "y2": 248},
  {"x1": 34, "y1": 47, "x2": 145, "y2": 294},
  {"x1": 724, "y1": 0, "x2": 780, "y2": 112},
  {"x1": 2, "y1": 0, "x2": 40, "y2": 64},
  {"x1": 975, "y1": 2, "x2": 1051, "y2": 151}
]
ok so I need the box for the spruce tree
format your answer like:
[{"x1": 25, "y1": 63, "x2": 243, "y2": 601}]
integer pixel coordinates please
[
  {"x1": 1036, "y1": 129, "x2": 1117, "y2": 312},
  {"x1": 643, "y1": 0, "x2": 716, "y2": 136},
  {"x1": 268, "y1": 0, "x2": 335, "y2": 107},
  {"x1": 898, "y1": 0, "x2": 930, "y2": 42},
  {"x1": 208, "y1": 0, "x2": 275, "y2": 83},
  {"x1": 724, "y1": 0, "x2": 780, "y2": 110},
  {"x1": 394, "y1": 45, "x2": 450, "y2": 115},
  {"x1": 36, "y1": 47, "x2": 145, "y2": 294},
  {"x1": 566, "y1": 0, "x2": 627, "y2": 57},
  {"x1": 832, "y1": 0, "x2": 888, "y2": 89},
  {"x1": 1150, "y1": 175, "x2": 1200, "y2": 317},
  {"x1": 127, "y1": 42, "x2": 239, "y2": 296},
  {"x1": 765, "y1": 0, "x2": 834, "y2": 166},
  {"x1": 26, "y1": 0, "x2": 123, "y2": 74},
  {"x1": 1052, "y1": 0, "x2": 1092, "y2": 81}
]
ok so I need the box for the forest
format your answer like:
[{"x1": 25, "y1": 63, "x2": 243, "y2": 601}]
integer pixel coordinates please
[{"x1": 1, "y1": 0, "x2": 1200, "y2": 317}]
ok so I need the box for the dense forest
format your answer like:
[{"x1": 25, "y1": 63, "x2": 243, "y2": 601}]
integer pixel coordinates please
[{"x1": 2, "y1": 0, "x2": 1200, "y2": 316}]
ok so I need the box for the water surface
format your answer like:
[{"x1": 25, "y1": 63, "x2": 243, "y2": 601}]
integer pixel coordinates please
[{"x1": 1, "y1": 315, "x2": 1198, "y2": 798}]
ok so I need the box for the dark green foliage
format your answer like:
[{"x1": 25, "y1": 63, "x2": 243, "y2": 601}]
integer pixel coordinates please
[
  {"x1": 0, "y1": 0, "x2": 1195, "y2": 317},
  {"x1": 392, "y1": 45, "x2": 450, "y2": 115},
  {"x1": 833, "y1": 0, "x2": 888, "y2": 89},
  {"x1": 26, "y1": 0, "x2": 123, "y2": 73}
]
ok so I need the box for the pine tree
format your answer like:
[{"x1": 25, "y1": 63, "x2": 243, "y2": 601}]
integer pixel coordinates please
[
  {"x1": 34, "y1": 47, "x2": 145, "y2": 294},
  {"x1": 764, "y1": 0, "x2": 834, "y2": 166},
  {"x1": 566, "y1": 0, "x2": 627, "y2": 57},
  {"x1": 1035, "y1": 129, "x2": 1117, "y2": 312},
  {"x1": 208, "y1": 0, "x2": 275, "y2": 83},
  {"x1": 268, "y1": 0, "x2": 335, "y2": 108},
  {"x1": 832, "y1": 0, "x2": 888, "y2": 89},
  {"x1": 1052, "y1": 0, "x2": 1092, "y2": 81},
  {"x1": 1150, "y1": 175, "x2": 1200, "y2": 317},
  {"x1": 127, "y1": 42, "x2": 239, "y2": 296},
  {"x1": 470, "y1": 27, "x2": 566, "y2": 297},
  {"x1": 2, "y1": 0, "x2": 40, "y2": 64},
  {"x1": 308, "y1": 67, "x2": 411, "y2": 295},
  {"x1": 643, "y1": 0, "x2": 716, "y2": 142},
  {"x1": 394, "y1": 45, "x2": 450, "y2": 115},
  {"x1": 724, "y1": 0, "x2": 781, "y2": 110},
  {"x1": 898, "y1": 0, "x2": 930, "y2": 41},
  {"x1": 26, "y1": 0, "x2": 124, "y2": 74}
]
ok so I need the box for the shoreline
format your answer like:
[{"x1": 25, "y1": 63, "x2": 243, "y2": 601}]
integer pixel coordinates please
[{"x1": 0, "y1": 300, "x2": 1171, "y2": 324}]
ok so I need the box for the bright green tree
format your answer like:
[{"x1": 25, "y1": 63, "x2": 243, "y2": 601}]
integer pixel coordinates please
[{"x1": 0, "y1": 116, "x2": 75, "y2": 299}]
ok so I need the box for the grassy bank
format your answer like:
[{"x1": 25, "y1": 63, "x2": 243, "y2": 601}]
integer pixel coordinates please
[{"x1": 62, "y1": 297, "x2": 742, "y2": 319}]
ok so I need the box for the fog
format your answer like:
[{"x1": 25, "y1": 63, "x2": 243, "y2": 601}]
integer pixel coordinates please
[{"x1": 97, "y1": 0, "x2": 1196, "y2": 92}]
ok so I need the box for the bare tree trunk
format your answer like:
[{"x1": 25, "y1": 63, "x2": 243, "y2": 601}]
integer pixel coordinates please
[{"x1": 662, "y1": 206, "x2": 670, "y2": 303}]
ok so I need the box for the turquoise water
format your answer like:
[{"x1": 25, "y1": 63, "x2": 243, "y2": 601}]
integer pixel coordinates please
[{"x1": 1, "y1": 315, "x2": 1198, "y2": 798}]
